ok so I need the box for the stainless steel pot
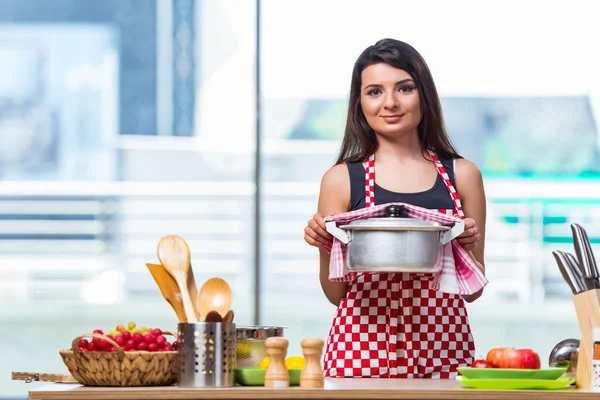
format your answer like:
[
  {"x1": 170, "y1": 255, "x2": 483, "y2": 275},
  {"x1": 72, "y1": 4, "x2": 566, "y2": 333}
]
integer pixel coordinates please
[
  {"x1": 236, "y1": 325, "x2": 286, "y2": 368},
  {"x1": 325, "y1": 205, "x2": 464, "y2": 273}
]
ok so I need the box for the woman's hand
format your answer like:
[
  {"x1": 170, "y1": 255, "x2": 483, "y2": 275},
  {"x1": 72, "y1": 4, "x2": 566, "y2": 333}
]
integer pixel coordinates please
[
  {"x1": 304, "y1": 213, "x2": 332, "y2": 248},
  {"x1": 457, "y1": 217, "x2": 481, "y2": 252}
]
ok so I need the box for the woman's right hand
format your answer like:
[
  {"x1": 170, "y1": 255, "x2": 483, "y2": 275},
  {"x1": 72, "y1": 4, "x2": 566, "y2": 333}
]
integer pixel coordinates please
[{"x1": 303, "y1": 213, "x2": 333, "y2": 248}]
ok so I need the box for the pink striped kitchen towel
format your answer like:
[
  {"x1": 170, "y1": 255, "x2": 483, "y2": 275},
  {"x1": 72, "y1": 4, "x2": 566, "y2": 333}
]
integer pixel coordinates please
[{"x1": 323, "y1": 202, "x2": 488, "y2": 295}]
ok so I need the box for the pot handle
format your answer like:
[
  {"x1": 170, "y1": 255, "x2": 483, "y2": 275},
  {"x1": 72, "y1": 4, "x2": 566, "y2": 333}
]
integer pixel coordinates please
[
  {"x1": 439, "y1": 220, "x2": 465, "y2": 245},
  {"x1": 325, "y1": 221, "x2": 351, "y2": 245}
]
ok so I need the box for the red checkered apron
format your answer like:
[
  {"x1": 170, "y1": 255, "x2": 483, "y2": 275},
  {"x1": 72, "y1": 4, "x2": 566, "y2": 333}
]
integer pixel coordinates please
[{"x1": 323, "y1": 150, "x2": 475, "y2": 379}]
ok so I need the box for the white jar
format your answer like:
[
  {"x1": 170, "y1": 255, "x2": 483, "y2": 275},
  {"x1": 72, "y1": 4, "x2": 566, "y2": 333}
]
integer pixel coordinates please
[{"x1": 592, "y1": 328, "x2": 600, "y2": 389}]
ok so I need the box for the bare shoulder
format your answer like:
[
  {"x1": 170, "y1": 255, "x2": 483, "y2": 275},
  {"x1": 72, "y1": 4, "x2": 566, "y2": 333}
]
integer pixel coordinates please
[
  {"x1": 321, "y1": 163, "x2": 350, "y2": 188},
  {"x1": 454, "y1": 158, "x2": 486, "y2": 200},
  {"x1": 455, "y1": 158, "x2": 483, "y2": 183},
  {"x1": 318, "y1": 163, "x2": 351, "y2": 214}
]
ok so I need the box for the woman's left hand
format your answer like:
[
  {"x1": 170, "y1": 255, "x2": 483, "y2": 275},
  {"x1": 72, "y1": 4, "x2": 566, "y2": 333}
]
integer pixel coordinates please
[{"x1": 457, "y1": 217, "x2": 480, "y2": 252}]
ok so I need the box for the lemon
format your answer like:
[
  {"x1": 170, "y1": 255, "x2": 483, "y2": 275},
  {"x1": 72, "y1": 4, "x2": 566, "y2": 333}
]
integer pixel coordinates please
[
  {"x1": 236, "y1": 343, "x2": 252, "y2": 358},
  {"x1": 237, "y1": 340, "x2": 263, "y2": 358},
  {"x1": 258, "y1": 356, "x2": 270, "y2": 369},
  {"x1": 285, "y1": 356, "x2": 305, "y2": 369}
]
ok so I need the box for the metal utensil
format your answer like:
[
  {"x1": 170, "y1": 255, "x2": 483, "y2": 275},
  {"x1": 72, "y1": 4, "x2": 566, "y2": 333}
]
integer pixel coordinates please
[
  {"x1": 579, "y1": 224, "x2": 600, "y2": 285},
  {"x1": 548, "y1": 338, "x2": 579, "y2": 378},
  {"x1": 325, "y1": 205, "x2": 464, "y2": 273},
  {"x1": 563, "y1": 251, "x2": 589, "y2": 293},
  {"x1": 552, "y1": 250, "x2": 583, "y2": 294},
  {"x1": 570, "y1": 224, "x2": 600, "y2": 289},
  {"x1": 235, "y1": 326, "x2": 286, "y2": 368},
  {"x1": 571, "y1": 224, "x2": 592, "y2": 278}
]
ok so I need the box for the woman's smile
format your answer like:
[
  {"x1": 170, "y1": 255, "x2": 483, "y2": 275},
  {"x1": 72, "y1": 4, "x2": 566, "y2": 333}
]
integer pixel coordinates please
[{"x1": 381, "y1": 114, "x2": 404, "y2": 123}]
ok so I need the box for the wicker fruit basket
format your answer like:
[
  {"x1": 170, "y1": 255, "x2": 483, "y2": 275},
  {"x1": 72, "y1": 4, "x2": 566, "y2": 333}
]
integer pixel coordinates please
[{"x1": 59, "y1": 332, "x2": 178, "y2": 386}]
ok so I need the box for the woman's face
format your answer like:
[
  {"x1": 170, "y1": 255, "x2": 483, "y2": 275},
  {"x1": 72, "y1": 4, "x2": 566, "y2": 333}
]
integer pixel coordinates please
[{"x1": 359, "y1": 63, "x2": 422, "y2": 137}]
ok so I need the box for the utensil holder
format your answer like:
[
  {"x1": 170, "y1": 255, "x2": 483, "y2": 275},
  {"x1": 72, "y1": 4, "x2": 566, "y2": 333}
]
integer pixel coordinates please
[
  {"x1": 573, "y1": 288, "x2": 600, "y2": 388},
  {"x1": 177, "y1": 322, "x2": 236, "y2": 387}
]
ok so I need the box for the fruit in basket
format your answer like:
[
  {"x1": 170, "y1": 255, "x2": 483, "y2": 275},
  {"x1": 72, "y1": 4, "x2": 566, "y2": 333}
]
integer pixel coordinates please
[
  {"x1": 60, "y1": 322, "x2": 179, "y2": 387},
  {"x1": 132, "y1": 332, "x2": 144, "y2": 343},
  {"x1": 486, "y1": 347, "x2": 541, "y2": 369},
  {"x1": 75, "y1": 323, "x2": 177, "y2": 353}
]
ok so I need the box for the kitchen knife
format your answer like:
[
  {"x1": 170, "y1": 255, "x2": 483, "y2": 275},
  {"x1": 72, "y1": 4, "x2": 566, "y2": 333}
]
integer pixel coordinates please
[
  {"x1": 570, "y1": 223, "x2": 600, "y2": 289},
  {"x1": 579, "y1": 225, "x2": 600, "y2": 286},
  {"x1": 563, "y1": 251, "x2": 589, "y2": 293},
  {"x1": 552, "y1": 250, "x2": 583, "y2": 294}
]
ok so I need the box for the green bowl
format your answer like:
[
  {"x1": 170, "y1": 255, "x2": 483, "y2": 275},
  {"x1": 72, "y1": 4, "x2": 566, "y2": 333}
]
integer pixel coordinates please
[
  {"x1": 234, "y1": 368, "x2": 301, "y2": 386},
  {"x1": 457, "y1": 367, "x2": 567, "y2": 380}
]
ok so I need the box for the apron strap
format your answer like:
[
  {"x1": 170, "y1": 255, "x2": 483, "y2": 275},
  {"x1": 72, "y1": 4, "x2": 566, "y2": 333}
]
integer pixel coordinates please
[
  {"x1": 365, "y1": 153, "x2": 376, "y2": 208},
  {"x1": 364, "y1": 150, "x2": 465, "y2": 218},
  {"x1": 426, "y1": 149, "x2": 465, "y2": 218}
]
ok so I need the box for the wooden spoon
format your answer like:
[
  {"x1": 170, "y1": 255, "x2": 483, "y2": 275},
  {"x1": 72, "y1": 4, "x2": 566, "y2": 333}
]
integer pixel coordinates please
[
  {"x1": 196, "y1": 277, "x2": 232, "y2": 321},
  {"x1": 157, "y1": 235, "x2": 197, "y2": 323},
  {"x1": 223, "y1": 310, "x2": 234, "y2": 323},
  {"x1": 204, "y1": 310, "x2": 224, "y2": 322},
  {"x1": 145, "y1": 263, "x2": 187, "y2": 322}
]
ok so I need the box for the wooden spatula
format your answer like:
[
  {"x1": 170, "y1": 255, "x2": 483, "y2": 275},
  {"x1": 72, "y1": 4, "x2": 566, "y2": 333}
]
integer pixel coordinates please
[
  {"x1": 187, "y1": 263, "x2": 201, "y2": 321},
  {"x1": 146, "y1": 263, "x2": 187, "y2": 322},
  {"x1": 157, "y1": 235, "x2": 197, "y2": 323}
]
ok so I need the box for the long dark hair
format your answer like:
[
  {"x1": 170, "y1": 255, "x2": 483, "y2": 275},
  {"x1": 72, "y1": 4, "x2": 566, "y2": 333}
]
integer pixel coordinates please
[{"x1": 336, "y1": 38, "x2": 460, "y2": 164}]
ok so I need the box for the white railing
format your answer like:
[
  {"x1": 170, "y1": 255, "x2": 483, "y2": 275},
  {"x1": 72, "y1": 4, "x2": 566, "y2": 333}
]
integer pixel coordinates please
[{"x1": 1, "y1": 180, "x2": 600, "y2": 307}]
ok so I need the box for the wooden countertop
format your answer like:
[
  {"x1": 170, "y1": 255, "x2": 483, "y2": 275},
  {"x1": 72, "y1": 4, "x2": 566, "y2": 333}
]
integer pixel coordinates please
[{"x1": 28, "y1": 379, "x2": 600, "y2": 400}]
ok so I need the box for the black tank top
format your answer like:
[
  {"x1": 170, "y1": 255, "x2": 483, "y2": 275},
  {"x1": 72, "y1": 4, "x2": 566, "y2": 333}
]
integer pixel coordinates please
[{"x1": 346, "y1": 155, "x2": 458, "y2": 211}]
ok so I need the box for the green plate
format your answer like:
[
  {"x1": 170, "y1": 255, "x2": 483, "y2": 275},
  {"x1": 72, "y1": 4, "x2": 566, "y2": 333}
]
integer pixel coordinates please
[
  {"x1": 456, "y1": 376, "x2": 575, "y2": 390},
  {"x1": 234, "y1": 368, "x2": 301, "y2": 386},
  {"x1": 457, "y1": 367, "x2": 567, "y2": 380}
]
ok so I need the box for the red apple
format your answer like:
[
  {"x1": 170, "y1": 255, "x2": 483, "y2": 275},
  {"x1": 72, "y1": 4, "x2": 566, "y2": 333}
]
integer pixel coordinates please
[
  {"x1": 471, "y1": 359, "x2": 496, "y2": 368},
  {"x1": 486, "y1": 347, "x2": 511, "y2": 367},
  {"x1": 497, "y1": 348, "x2": 541, "y2": 369}
]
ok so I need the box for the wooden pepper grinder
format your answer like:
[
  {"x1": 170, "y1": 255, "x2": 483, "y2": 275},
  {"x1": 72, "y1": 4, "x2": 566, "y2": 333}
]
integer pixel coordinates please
[
  {"x1": 300, "y1": 337, "x2": 325, "y2": 388},
  {"x1": 264, "y1": 337, "x2": 289, "y2": 388}
]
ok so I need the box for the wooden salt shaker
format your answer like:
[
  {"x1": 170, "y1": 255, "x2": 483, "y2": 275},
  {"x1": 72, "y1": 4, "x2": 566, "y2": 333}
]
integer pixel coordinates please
[
  {"x1": 264, "y1": 337, "x2": 289, "y2": 388},
  {"x1": 300, "y1": 337, "x2": 325, "y2": 388}
]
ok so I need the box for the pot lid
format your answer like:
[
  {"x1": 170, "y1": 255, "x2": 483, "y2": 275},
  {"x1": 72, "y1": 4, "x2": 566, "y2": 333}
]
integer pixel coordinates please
[{"x1": 339, "y1": 217, "x2": 450, "y2": 231}]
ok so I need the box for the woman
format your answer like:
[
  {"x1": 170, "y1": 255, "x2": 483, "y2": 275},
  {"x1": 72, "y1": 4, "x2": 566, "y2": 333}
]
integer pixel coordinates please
[{"x1": 303, "y1": 38, "x2": 486, "y2": 379}]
